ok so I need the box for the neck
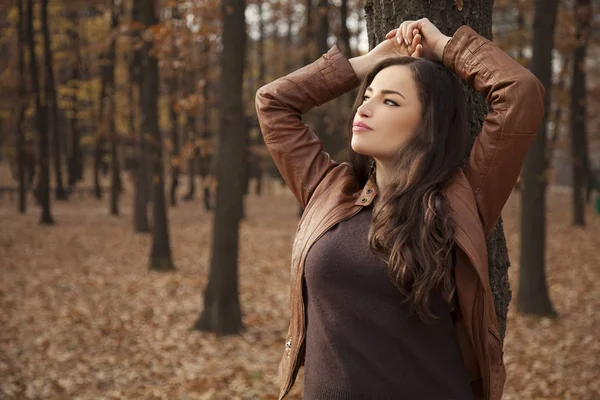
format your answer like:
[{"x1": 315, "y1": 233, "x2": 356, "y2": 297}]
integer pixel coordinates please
[
  {"x1": 372, "y1": 160, "x2": 393, "y2": 212},
  {"x1": 374, "y1": 160, "x2": 392, "y2": 193}
]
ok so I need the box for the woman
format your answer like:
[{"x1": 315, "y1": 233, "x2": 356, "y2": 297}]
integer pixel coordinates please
[{"x1": 255, "y1": 18, "x2": 544, "y2": 400}]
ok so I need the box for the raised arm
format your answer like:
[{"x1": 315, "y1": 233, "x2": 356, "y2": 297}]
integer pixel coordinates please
[
  {"x1": 255, "y1": 35, "x2": 422, "y2": 208},
  {"x1": 254, "y1": 46, "x2": 360, "y2": 208},
  {"x1": 443, "y1": 26, "x2": 545, "y2": 237}
]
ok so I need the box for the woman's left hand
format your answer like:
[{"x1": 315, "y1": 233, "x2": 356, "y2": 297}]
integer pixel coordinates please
[{"x1": 368, "y1": 29, "x2": 423, "y2": 61}]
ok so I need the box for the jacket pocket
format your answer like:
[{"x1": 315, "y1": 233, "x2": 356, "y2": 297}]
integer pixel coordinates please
[{"x1": 487, "y1": 327, "x2": 506, "y2": 400}]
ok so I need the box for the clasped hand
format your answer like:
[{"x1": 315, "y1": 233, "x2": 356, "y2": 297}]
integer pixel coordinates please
[{"x1": 368, "y1": 18, "x2": 451, "y2": 63}]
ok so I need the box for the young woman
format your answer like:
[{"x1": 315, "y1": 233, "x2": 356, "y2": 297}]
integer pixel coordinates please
[{"x1": 255, "y1": 18, "x2": 544, "y2": 400}]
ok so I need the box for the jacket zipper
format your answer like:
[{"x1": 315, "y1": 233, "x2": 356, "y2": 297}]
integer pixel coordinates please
[{"x1": 280, "y1": 205, "x2": 362, "y2": 399}]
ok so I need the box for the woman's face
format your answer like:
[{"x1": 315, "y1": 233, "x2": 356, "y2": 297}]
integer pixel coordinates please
[{"x1": 351, "y1": 65, "x2": 422, "y2": 162}]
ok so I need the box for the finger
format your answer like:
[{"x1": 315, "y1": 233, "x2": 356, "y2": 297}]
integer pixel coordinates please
[
  {"x1": 401, "y1": 22, "x2": 411, "y2": 45},
  {"x1": 410, "y1": 28, "x2": 419, "y2": 44},
  {"x1": 411, "y1": 44, "x2": 423, "y2": 58},
  {"x1": 406, "y1": 33, "x2": 420, "y2": 54},
  {"x1": 396, "y1": 22, "x2": 406, "y2": 45},
  {"x1": 412, "y1": 33, "x2": 421, "y2": 48},
  {"x1": 407, "y1": 22, "x2": 420, "y2": 43},
  {"x1": 385, "y1": 28, "x2": 398, "y2": 39}
]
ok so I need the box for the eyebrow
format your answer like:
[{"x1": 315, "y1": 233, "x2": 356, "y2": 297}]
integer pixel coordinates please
[{"x1": 365, "y1": 86, "x2": 405, "y2": 100}]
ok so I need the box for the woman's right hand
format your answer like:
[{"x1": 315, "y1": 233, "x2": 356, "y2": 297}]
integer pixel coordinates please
[{"x1": 385, "y1": 18, "x2": 451, "y2": 62}]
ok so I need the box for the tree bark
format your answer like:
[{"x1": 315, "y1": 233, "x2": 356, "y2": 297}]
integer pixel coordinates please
[
  {"x1": 140, "y1": 0, "x2": 175, "y2": 270},
  {"x1": 41, "y1": 0, "x2": 67, "y2": 201},
  {"x1": 169, "y1": 7, "x2": 181, "y2": 207},
  {"x1": 365, "y1": 0, "x2": 516, "y2": 339},
  {"x1": 132, "y1": 0, "x2": 149, "y2": 232},
  {"x1": 570, "y1": 0, "x2": 591, "y2": 226},
  {"x1": 28, "y1": 0, "x2": 53, "y2": 224},
  {"x1": 195, "y1": 0, "x2": 246, "y2": 335},
  {"x1": 314, "y1": 0, "x2": 339, "y2": 156},
  {"x1": 518, "y1": 0, "x2": 558, "y2": 316},
  {"x1": 107, "y1": 0, "x2": 121, "y2": 216},
  {"x1": 16, "y1": 0, "x2": 27, "y2": 214},
  {"x1": 339, "y1": 0, "x2": 352, "y2": 58},
  {"x1": 66, "y1": 9, "x2": 83, "y2": 190},
  {"x1": 200, "y1": 40, "x2": 213, "y2": 211},
  {"x1": 94, "y1": 70, "x2": 106, "y2": 200}
]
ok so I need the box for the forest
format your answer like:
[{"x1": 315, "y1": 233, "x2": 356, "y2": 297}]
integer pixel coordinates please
[{"x1": 0, "y1": 0, "x2": 599, "y2": 398}]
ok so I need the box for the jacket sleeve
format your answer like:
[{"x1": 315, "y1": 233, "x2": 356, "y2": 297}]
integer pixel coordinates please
[
  {"x1": 255, "y1": 45, "x2": 361, "y2": 208},
  {"x1": 443, "y1": 26, "x2": 545, "y2": 238}
]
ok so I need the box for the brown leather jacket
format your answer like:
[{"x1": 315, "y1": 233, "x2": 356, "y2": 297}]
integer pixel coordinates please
[{"x1": 255, "y1": 26, "x2": 545, "y2": 400}]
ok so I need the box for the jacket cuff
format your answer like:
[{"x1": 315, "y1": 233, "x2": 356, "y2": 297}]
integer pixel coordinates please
[
  {"x1": 311, "y1": 44, "x2": 362, "y2": 106},
  {"x1": 442, "y1": 26, "x2": 490, "y2": 79}
]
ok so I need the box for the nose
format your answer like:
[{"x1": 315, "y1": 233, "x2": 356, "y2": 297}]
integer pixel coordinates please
[{"x1": 357, "y1": 101, "x2": 372, "y2": 118}]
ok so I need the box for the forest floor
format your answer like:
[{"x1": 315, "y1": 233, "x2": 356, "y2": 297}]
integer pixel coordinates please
[{"x1": 0, "y1": 183, "x2": 599, "y2": 400}]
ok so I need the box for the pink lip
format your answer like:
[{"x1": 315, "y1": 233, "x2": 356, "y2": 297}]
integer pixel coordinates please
[{"x1": 352, "y1": 121, "x2": 372, "y2": 131}]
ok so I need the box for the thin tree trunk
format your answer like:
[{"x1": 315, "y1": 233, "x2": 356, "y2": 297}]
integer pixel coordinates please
[
  {"x1": 140, "y1": 0, "x2": 175, "y2": 270},
  {"x1": 200, "y1": 40, "x2": 212, "y2": 211},
  {"x1": 17, "y1": 0, "x2": 27, "y2": 214},
  {"x1": 184, "y1": 114, "x2": 197, "y2": 201},
  {"x1": 304, "y1": 0, "x2": 314, "y2": 65},
  {"x1": 570, "y1": 0, "x2": 591, "y2": 226},
  {"x1": 41, "y1": 0, "x2": 67, "y2": 201},
  {"x1": 314, "y1": 0, "x2": 337, "y2": 155},
  {"x1": 195, "y1": 0, "x2": 246, "y2": 335},
  {"x1": 339, "y1": 0, "x2": 351, "y2": 58},
  {"x1": 107, "y1": 0, "x2": 120, "y2": 216},
  {"x1": 169, "y1": 89, "x2": 180, "y2": 207},
  {"x1": 183, "y1": 52, "x2": 199, "y2": 202},
  {"x1": 94, "y1": 71, "x2": 106, "y2": 199},
  {"x1": 28, "y1": 0, "x2": 53, "y2": 224},
  {"x1": 131, "y1": 0, "x2": 149, "y2": 232},
  {"x1": 66, "y1": 9, "x2": 82, "y2": 190},
  {"x1": 518, "y1": 0, "x2": 558, "y2": 316},
  {"x1": 169, "y1": 8, "x2": 180, "y2": 207},
  {"x1": 285, "y1": 0, "x2": 294, "y2": 73}
]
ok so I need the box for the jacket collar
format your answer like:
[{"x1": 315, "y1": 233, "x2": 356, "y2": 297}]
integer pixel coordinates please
[{"x1": 354, "y1": 173, "x2": 378, "y2": 206}]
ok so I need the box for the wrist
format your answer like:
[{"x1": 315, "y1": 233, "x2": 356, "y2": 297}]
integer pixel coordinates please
[
  {"x1": 349, "y1": 53, "x2": 379, "y2": 81},
  {"x1": 434, "y1": 36, "x2": 451, "y2": 62}
]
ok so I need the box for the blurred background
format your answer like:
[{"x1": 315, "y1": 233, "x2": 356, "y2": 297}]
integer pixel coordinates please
[{"x1": 0, "y1": 0, "x2": 599, "y2": 399}]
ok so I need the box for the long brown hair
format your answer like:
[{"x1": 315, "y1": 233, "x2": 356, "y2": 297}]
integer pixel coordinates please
[{"x1": 348, "y1": 57, "x2": 468, "y2": 320}]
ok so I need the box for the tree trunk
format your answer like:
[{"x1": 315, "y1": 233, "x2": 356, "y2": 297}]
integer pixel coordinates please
[
  {"x1": 169, "y1": 8, "x2": 180, "y2": 207},
  {"x1": 195, "y1": 0, "x2": 246, "y2": 335},
  {"x1": 28, "y1": 0, "x2": 53, "y2": 224},
  {"x1": 314, "y1": 0, "x2": 338, "y2": 156},
  {"x1": 339, "y1": 0, "x2": 352, "y2": 58},
  {"x1": 41, "y1": 0, "x2": 67, "y2": 201},
  {"x1": 285, "y1": 0, "x2": 295, "y2": 73},
  {"x1": 94, "y1": 72, "x2": 106, "y2": 200},
  {"x1": 518, "y1": 0, "x2": 558, "y2": 316},
  {"x1": 200, "y1": 39, "x2": 212, "y2": 210},
  {"x1": 107, "y1": 0, "x2": 120, "y2": 216},
  {"x1": 570, "y1": 0, "x2": 591, "y2": 226},
  {"x1": 66, "y1": 9, "x2": 82, "y2": 190},
  {"x1": 131, "y1": 0, "x2": 149, "y2": 232},
  {"x1": 184, "y1": 114, "x2": 197, "y2": 201},
  {"x1": 140, "y1": 0, "x2": 175, "y2": 270},
  {"x1": 366, "y1": 0, "x2": 515, "y2": 339},
  {"x1": 16, "y1": 0, "x2": 27, "y2": 214}
]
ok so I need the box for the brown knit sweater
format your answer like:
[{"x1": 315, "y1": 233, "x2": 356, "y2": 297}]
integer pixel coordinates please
[{"x1": 303, "y1": 205, "x2": 473, "y2": 400}]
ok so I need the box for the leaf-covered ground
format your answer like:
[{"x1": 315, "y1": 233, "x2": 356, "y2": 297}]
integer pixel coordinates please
[{"x1": 0, "y1": 185, "x2": 598, "y2": 399}]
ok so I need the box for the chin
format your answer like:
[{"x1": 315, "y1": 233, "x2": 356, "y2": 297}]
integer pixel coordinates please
[{"x1": 351, "y1": 137, "x2": 374, "y2": 157}]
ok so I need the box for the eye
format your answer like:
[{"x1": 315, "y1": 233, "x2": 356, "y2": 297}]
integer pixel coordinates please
[{"x1": 362, "y1": 95, "x2": 398, "y2": 106}]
